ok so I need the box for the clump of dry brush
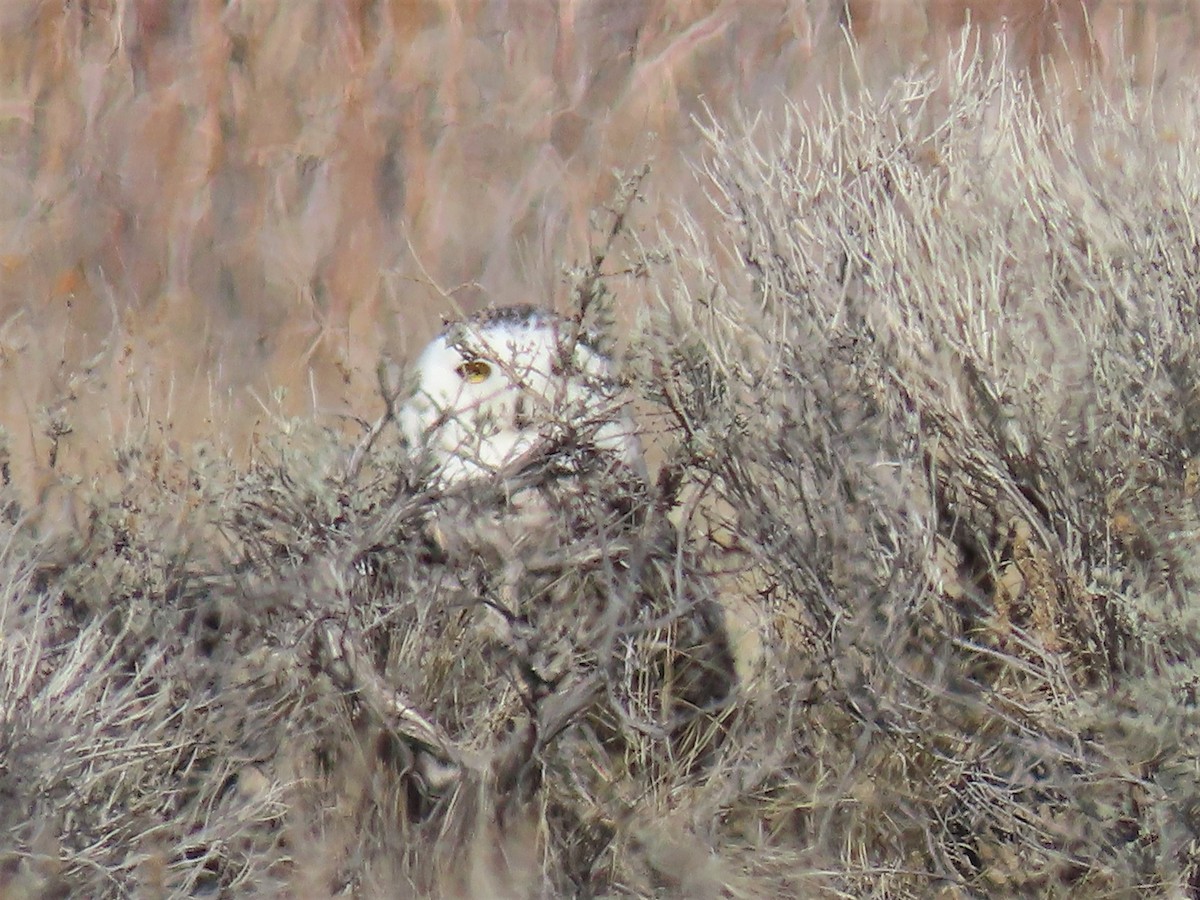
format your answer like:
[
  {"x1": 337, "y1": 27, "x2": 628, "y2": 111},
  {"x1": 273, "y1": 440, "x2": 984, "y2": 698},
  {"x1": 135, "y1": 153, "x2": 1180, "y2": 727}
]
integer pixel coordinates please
[
  {"x1": 645, "y1": 44, "x2": 1200, "y2": 896},
  {"x1": 0, "y1": 377, "x2": 737, "y2": 898},
  {"x1": 5, "y1": 44, "x2": 1200, "y2": 898}
]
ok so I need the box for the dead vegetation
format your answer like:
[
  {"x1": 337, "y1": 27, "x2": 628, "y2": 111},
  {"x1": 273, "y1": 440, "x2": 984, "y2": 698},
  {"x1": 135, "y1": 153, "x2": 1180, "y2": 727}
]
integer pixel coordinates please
[{"x1": 5, "y1": 3, "x2": 1200, "y2": 898}]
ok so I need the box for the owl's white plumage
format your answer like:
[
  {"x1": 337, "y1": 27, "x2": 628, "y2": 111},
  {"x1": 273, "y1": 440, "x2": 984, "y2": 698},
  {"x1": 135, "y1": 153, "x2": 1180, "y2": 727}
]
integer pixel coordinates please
[
  {"x1": 395, "y1": 304, "x2": 737, "y2": 753},
  {"x1": 400, "y1": 306, "x2": 643, "y2": 487}
]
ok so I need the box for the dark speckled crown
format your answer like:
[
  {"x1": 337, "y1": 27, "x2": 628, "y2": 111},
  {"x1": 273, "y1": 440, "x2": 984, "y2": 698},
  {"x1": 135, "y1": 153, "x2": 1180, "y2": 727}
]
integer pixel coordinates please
[{"x1": 443, "y1": 305, "x2": 605, "y2": 355}]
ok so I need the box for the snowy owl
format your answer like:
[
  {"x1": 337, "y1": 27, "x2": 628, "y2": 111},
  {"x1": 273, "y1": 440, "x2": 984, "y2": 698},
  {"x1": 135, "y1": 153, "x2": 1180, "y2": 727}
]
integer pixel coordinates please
[
  {"x1": 399, "y1": 305, "x2": 644, "y2": 490},
  {"x1": 396, "y1": 305, "x2": 736, "y2": 758}
]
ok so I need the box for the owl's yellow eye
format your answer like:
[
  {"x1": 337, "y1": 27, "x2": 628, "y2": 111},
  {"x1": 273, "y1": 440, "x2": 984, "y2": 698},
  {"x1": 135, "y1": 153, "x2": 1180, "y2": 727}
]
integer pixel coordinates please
[{"x1": 455, "y1": 359, "x2": 492, "y2": 383}]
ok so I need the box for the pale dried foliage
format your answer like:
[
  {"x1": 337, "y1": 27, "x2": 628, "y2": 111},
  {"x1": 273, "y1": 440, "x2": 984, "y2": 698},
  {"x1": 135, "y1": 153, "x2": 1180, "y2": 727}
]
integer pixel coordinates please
[
  {"x1": 5, "y1": 2, "x2": 1200, "y2": 899},
  {"x1": 640, "y1": 38, "x2": 1200, "y2": 897}
]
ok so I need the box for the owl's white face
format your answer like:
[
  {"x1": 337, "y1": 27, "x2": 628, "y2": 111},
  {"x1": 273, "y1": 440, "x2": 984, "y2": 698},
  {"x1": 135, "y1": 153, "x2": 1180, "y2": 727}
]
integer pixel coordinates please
[{"x1": 400, "y1": 307, "x2": 643, "y2": 486}]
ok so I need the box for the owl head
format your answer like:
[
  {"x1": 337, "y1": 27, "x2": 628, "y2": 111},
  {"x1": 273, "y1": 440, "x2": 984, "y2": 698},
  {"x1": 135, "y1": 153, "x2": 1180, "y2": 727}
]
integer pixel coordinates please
[{"x1": 400, "y1": 306, "x2": 643, "y2": 486}]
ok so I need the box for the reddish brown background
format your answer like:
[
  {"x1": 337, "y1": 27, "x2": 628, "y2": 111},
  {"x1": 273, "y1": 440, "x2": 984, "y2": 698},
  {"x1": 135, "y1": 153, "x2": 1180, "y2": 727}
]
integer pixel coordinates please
[{"x1": 0, "y1": 1, "x2": 1193, "y2": 493}]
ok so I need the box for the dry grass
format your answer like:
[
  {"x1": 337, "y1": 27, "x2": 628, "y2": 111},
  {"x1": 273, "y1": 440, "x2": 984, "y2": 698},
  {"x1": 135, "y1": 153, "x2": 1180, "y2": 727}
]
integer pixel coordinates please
[{"x1": 4, "y1": 2, "x2": 1200, "y2": 898}]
